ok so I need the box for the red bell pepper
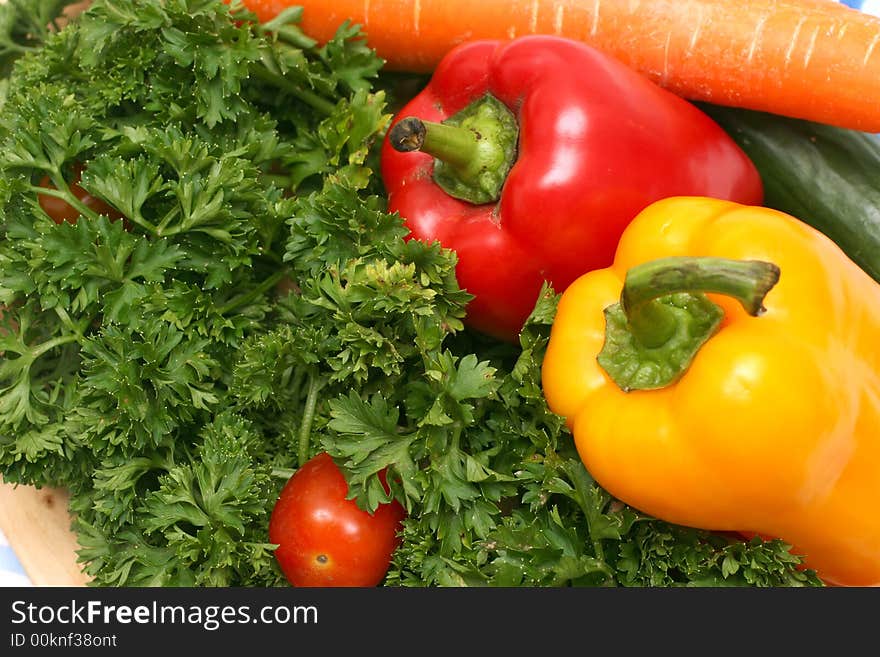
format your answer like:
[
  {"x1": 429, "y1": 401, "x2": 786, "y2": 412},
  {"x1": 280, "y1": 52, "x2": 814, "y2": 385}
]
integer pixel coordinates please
[{"x1": 380, "y1": 35, "x2": 764, "y2": 342}]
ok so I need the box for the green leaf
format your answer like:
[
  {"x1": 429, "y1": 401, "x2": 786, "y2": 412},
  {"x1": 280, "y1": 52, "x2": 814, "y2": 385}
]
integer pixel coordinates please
[
  {"x1": 328, "y1": 391, "x2": 400, "y2": 442},
  {"x1": 81, "y1": 156, "x2": 166, "y2": 226},
  {"x1": 317, "y1": 20, "x2": 383, "y2": 93},
  {"x1": 0, "y1": 0, "x2": 78, "y2": 79},
  {"x1": 446, "y1": 353, "x2": 497, "y2": 401}
]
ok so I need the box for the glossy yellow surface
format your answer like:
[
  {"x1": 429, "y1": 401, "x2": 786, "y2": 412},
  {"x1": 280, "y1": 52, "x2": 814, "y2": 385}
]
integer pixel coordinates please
[{"x1": 541, "y1": 196, "x2": 880, "y2": 586}]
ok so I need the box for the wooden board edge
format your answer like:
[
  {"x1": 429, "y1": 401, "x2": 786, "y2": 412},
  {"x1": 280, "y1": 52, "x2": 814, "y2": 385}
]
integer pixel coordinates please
[{"x1": 0, "y1": 478, "x2": 90, "y2": 587}]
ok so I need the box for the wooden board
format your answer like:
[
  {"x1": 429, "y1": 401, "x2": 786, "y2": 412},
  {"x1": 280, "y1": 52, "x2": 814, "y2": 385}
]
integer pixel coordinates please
[{"x1": 0, "y1": 479, "x2": 89, "y2": 586}]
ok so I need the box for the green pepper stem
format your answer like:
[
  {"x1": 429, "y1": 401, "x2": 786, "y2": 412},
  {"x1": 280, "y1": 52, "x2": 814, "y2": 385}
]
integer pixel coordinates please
[
  {"x1": 387, "y1": 94, "x2": 519, "y2": 205},
  {"x1": 622, "y1": 256, "x2": 780, "y2": 346},
  {"x1": 389, "y1": 117, "x2": 483, "y2": 177},
  {"x1": 597, "y1": 256, "x2": 781, "y2": 392}
]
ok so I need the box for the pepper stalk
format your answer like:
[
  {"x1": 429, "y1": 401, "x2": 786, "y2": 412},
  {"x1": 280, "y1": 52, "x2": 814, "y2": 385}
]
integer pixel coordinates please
[
  {"x1": 387, "y1": 93, "x2": 518, "y2": 205},
  {"x1": 598, "y1": 256, "x2": 780, "y2": 392}
]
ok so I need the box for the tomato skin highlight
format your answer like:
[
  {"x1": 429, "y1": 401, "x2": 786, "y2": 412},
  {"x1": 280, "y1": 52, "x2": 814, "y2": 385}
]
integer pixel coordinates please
[{"x1": 268, "y1": 452, "x2": 406, "y2": 587}]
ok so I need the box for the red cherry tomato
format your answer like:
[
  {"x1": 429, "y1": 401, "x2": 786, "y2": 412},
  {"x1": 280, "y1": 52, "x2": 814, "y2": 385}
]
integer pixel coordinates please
[
  {"x1": 268, "y1": 452, "x2": 406, "y2": 587},
  {"x1": 38, "y1": 164, "x2": 122, "y2": 225}
]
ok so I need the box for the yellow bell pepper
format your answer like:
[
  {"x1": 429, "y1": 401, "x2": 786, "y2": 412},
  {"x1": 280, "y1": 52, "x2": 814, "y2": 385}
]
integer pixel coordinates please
[{"x1": 541, "y1": 196, "x2": 880, "y2": 587}]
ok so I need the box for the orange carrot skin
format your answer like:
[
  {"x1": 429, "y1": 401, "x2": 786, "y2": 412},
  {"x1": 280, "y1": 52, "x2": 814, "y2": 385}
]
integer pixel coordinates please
[{"x1": 241, "y1": 0, "x2": 880, "y2": 133}]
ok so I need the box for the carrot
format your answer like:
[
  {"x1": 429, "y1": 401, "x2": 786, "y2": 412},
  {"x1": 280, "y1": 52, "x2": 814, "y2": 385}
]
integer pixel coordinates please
[{"x1": 241, "y1": 0, "x2": 880, "y2": 133}]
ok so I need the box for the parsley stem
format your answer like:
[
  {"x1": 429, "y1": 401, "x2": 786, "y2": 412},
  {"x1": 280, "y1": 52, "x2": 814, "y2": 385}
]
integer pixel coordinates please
[
  {"x1": 217, "y1": 270, "x2": 289, "y2": 315},
  {"x1": 271, "y1": 467, "x2": 296, "y2": 480},
  {"x1": 30, "y1": 180, "x2": 101, "y2": 223},
  {"x1": 54, "y1": 306, "x2": 90, "y2": 341},
  {"x1": 590, "y1": 538, "x2": 613, "y2": 584},
  {"x1": 0, "y1": 41, "x2": 31, "y2": 54},
  {"x1": 48, "y1": 171, "x2": 98, "y2": 219},
  {"x1": 33, "y1": 333, "x2": 80, "y2": 359},
  {"x1": 297, "y1": 373, "x2": 325, "y2": 467},
  {"x1": 129, "y1": 214, "x2": 161, "y2": 235},
  {"x1": 250, "y1": 64, "x2": 337, "y2": 116},
  {"x1": 155, "y1": 205, "x2": 181, "y2": 235},
  {"x1": 287, "y1": 367, "x2": 305, "y2": 403}
]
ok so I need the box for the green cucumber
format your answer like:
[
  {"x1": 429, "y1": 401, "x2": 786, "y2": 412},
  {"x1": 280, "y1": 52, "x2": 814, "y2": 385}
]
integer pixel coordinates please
[{"x1": 699, "y1": 103, "x2": 880, "y2": 283}]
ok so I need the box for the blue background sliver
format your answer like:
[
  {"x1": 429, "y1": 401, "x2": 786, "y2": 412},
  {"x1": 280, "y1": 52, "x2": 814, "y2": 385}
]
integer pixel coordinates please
[
  {"x1": 840, "y1": 0, "x2": 880, "y2": 15},
  {"x1": 0, "y1": 527, "x2": 32, "y2": 587}
]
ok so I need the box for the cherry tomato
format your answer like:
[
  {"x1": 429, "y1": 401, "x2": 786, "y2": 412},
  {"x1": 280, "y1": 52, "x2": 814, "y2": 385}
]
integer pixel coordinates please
[
  {"x1": 268, "y1": 452, "x2": 406, "y2": 587},
  {"x1": 37, "y1": 164, "x2": 122, "y2": 225}
]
